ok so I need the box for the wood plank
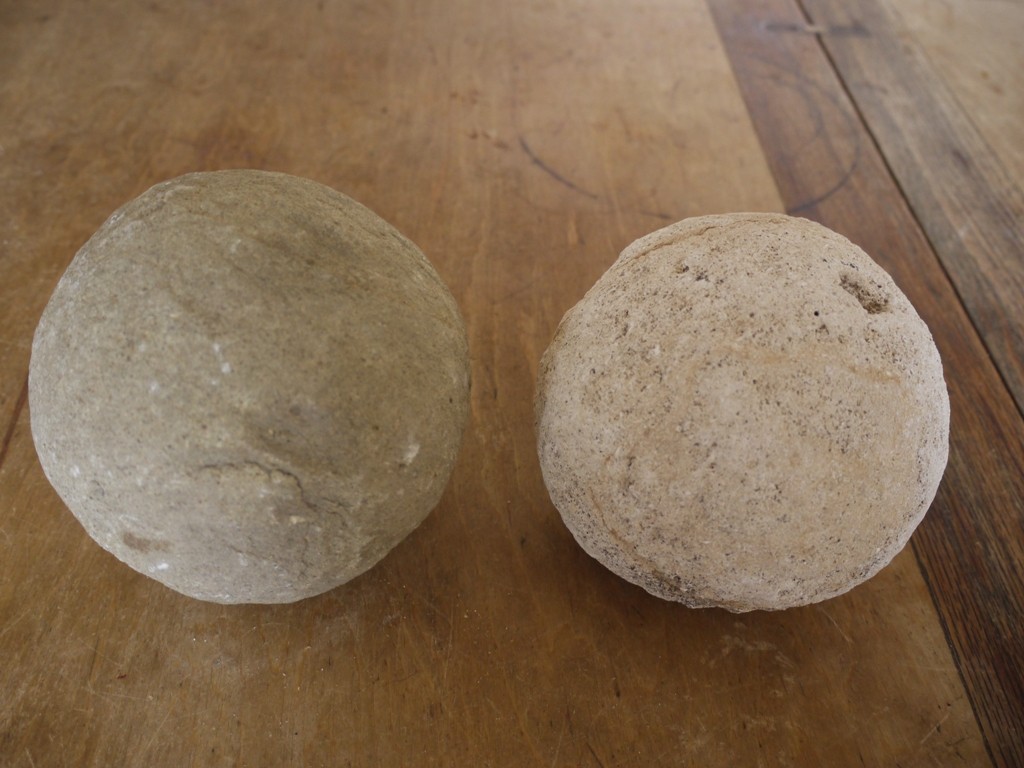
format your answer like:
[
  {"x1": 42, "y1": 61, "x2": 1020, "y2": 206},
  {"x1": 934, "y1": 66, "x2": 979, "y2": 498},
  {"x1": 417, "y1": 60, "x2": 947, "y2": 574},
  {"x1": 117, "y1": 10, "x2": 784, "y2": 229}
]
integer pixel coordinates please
[
  {"x1": 712, "y1": 3, "x2": 1024, "y2": 766},
  {"x1": 877, "y1": 0, "x2": 1024, "y2": 182},
  {"x1": 0, "y1": 0, "x2": 988, "y2": 765},
  {"x1": 797, "y1": 0, "x2": 1024, "y2": 418}
]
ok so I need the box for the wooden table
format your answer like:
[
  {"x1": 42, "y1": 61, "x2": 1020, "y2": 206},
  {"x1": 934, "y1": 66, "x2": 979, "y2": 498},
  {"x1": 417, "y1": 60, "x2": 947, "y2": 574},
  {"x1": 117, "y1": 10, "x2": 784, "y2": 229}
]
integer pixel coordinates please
[{"x1": 2, "y1": 1, "x2": 1021, "y2": 765}]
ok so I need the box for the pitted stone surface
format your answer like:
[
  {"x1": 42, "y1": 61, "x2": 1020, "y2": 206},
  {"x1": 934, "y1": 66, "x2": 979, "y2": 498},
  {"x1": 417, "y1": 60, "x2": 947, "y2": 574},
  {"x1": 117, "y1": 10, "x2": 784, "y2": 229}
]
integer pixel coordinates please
[
  {"x1": 535, "y1": 213, "x2": 949, "y2": 612},
  {"x1": 30, "y1": 170, "x2": 470, "y2": 604}
]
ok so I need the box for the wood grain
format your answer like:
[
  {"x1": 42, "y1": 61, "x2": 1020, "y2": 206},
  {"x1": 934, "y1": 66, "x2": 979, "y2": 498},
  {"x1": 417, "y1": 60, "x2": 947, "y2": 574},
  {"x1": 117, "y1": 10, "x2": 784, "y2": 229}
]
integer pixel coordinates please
[
  {"x1": 878, "y1": 0, "x2": 1024, "y2": 182},
  {"x1": 797, "y1": 0, "x2": 1024, "y2": 419},
  {"x1": 712, "y1": 2, "x2": 1024, "y2": 765},
  {"x1": 0, "y1": 0, "x2": 999, "y2": 765}
]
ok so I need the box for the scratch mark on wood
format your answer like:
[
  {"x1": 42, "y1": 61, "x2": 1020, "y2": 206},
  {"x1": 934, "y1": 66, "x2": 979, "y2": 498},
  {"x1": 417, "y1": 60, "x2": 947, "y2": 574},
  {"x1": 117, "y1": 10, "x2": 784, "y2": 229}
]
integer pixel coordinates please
[
  {"x1": 0, "y1": 605, "x2": 32, "y2": 642},
  {"x1": 550, "y1": 710, "x2": 567, "y2": 767},
  {"x1": 815, "y1": 605, "x2": 854, "y2": 644},
  {"x1": 140, "y1": 707, "x2": 174, "y2": 758},
  {"x1": 920, "y1": 711, "x2": 951, "y2": 745},
  {"x1": 78, "y1": 635, "x2": 127, "y2": 679},
  {"x1": 83, "y1": 681, "x2": 151, "y2": 703}
]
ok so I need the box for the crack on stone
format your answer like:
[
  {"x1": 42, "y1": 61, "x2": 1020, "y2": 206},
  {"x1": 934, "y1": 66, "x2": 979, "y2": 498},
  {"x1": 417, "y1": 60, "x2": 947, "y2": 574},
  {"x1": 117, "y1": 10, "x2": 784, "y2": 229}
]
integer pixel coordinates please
[
  {"x1": 194, "y1": 460, "x2": 357, "y2": 524},
  {"x1": 195, "y1": 460, "x2": 318, "y2": 512},
  {"x1": 200, "y1": 463, "x2": 328, "y2": 581}
]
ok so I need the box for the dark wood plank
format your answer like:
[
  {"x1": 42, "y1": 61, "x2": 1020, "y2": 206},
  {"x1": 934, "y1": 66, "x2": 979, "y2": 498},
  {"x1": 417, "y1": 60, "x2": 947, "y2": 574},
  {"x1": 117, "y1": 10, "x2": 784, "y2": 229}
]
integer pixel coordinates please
[
  {"x1": 712, "y1": 3, "x2": 1024, "y2": 766},
  {"x1": 799, "y1": 0, "x2": 1024, "y2": 417}
]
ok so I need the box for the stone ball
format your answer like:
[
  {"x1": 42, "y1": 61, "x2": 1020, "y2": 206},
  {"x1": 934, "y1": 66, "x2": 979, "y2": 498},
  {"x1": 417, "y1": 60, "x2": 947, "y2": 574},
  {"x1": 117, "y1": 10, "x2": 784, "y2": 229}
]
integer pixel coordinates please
[
  {"x1": 535, "y1": 213, "x2": 949, "y2": 612},
  {"x1": 30, "y1": 170, "x2": 470, "y2": 604}
]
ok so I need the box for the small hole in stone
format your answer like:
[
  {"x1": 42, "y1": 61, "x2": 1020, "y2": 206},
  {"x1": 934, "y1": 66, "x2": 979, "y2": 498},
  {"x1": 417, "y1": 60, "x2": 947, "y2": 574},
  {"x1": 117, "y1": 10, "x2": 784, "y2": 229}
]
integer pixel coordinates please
[{"x1": 840, "y1": 273, "x2": 890, "y2": 314}]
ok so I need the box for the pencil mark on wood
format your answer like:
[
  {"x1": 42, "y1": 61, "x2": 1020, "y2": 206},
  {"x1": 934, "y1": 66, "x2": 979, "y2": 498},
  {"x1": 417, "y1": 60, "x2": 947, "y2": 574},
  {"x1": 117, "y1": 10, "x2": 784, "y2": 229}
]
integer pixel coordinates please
[
  {"x1": 0, "y1": 377, "x2": 29, "y2": 473},
  {"x1": 518, "y1": 135, "x2": 600, "y2": 200},
  {"x1": 789, "y1": 145, "x2": 860, "y2": 213},
  {"x1": 763, "y1": 20, "x2": 869, "y2": 37},
  {"x1": 735, "y1": 55, "x2": 863, "y2": 214},
  {"x1": 639, "y1": 208, "x2": 674, "y2": 221},
  {"x1": 492, "y1": 278, "x2": 538, "y2": 306}
]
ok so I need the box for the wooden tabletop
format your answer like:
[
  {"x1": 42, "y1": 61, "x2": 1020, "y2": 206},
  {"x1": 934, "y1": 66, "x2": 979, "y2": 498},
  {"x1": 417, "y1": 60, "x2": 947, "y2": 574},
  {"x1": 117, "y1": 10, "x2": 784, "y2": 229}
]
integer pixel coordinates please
[{"x1": 1, "y1": 1, "x2": 1021, "y2": 765}]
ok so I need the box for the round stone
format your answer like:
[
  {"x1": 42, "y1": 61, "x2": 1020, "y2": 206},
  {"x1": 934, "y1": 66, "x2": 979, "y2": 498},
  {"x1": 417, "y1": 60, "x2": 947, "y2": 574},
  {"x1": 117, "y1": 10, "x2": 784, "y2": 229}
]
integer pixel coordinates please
[
  {"x1": 535, "y1": 213, "x2": 949, "y2": 612},
  {"x1": 30, "y1": 170, "x2": 470, "y2": 604}
]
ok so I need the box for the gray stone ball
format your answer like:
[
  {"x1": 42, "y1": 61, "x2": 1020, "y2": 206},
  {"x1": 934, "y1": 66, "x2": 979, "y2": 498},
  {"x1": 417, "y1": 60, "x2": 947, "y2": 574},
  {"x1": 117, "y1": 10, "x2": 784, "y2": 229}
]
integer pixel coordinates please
[
  {"x1": 30, "y1": 170, "x2": 470, "y2": 604},
  {"x1": 535, "y1": 213, "x2": 949, "y2": 612}
]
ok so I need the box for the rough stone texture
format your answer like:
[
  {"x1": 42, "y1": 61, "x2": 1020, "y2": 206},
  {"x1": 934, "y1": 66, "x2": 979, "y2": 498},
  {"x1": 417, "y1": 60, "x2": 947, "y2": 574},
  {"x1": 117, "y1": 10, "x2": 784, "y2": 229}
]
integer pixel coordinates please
[
  {"x1": 30, "y1": 170, "x2": 470, "y2": 604},
  {"x1": 535, "y1": 213, "x2": 949, "y2": 612}
]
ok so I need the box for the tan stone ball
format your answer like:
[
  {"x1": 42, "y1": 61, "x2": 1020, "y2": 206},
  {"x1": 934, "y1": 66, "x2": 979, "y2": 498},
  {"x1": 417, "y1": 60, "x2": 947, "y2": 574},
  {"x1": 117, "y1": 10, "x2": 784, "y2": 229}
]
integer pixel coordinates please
[
  {"x1": 30, "y1": 170, "x2": 470, "y2": 604},
  {"x1": 535, "y1": 213, "x2": 949, "y2": 612}
]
